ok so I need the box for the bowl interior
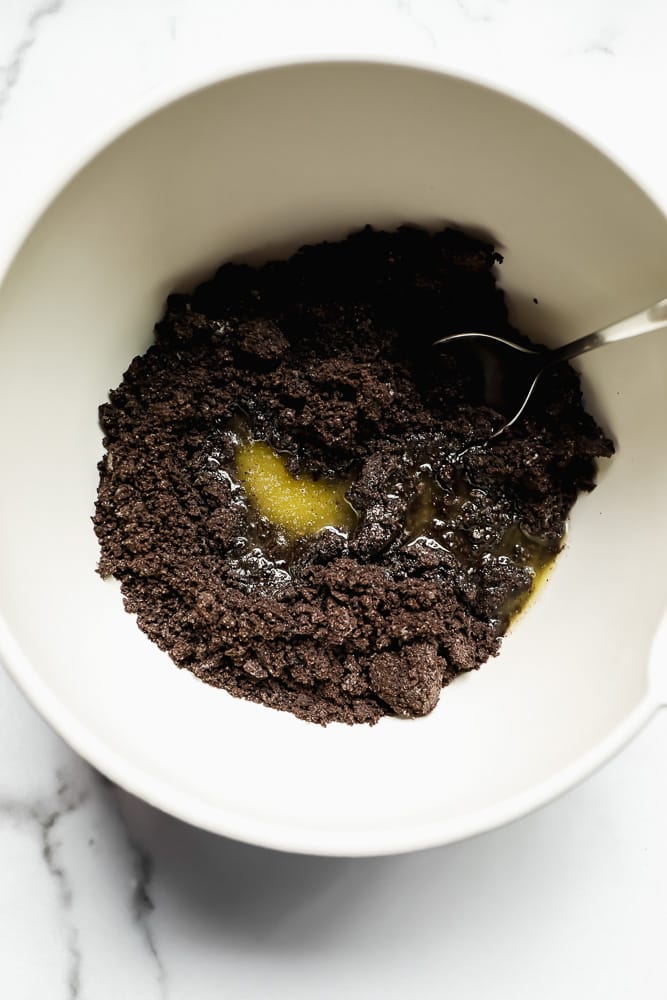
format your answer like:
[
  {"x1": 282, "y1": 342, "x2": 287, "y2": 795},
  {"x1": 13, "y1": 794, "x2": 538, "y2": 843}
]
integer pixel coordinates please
[{"x1": 1, "y1": 61, "x2": 666, "y2": 854}]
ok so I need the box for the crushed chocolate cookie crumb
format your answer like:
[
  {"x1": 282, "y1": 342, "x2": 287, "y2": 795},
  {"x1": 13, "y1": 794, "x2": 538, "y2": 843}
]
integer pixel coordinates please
[{"x1": 93, "y1": 225, "x2": 613, "y2": 725}]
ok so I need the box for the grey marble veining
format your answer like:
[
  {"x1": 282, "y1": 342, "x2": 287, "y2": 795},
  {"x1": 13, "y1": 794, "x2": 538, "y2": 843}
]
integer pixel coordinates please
[
  {"x1": 394, "y1": 0, "x2": 439, "y2": 48},
  {"x1": 0, "y1": 767, "x2": 85, "y2": 997},
  {"x1": 38, "y1": 775, "x2": 86, "y2": 999},
  {"x1": 123, "y1": 811, "x2": 167, "y2": 996},
  {"x1": 0, "y1": 0, "x2": 64, "y2": 119}
]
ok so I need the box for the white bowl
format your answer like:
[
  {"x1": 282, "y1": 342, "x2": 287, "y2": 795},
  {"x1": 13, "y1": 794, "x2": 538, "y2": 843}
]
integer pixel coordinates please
[{"x1": 0, "y1": 59, "x2": 666, "y2": 856}]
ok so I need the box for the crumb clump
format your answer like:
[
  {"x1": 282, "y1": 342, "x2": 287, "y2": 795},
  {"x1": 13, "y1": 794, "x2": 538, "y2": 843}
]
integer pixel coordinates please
[{"x1": 94, "y1": 226, "x2": 613, "y2": 725}]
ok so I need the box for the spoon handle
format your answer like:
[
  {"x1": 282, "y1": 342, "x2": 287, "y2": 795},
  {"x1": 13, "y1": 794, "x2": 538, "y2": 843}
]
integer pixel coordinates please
[{"x1": 549, "y1": 296, "x2": 667, "y2": 365}]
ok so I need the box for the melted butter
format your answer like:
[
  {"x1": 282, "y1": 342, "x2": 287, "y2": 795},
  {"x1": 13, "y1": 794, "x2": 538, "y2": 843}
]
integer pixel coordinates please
[
  {"x1": 406, "y1": 471, "x2": 560, "y2": 624},
  {"x1": 496, "y1": 523, "x2": 559, "y2": 625},
  {"x1": 215, "y1": 429, "x2": 560, "y2": 615},
  {"x1": 235, "y1": 440, "x2": 356, "y2": 539}
]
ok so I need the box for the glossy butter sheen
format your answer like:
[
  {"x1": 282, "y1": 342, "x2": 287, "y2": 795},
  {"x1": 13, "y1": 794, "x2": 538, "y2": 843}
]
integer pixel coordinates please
[{"x1": 235, "y1": 440, "x2": 356, "y2": 538}]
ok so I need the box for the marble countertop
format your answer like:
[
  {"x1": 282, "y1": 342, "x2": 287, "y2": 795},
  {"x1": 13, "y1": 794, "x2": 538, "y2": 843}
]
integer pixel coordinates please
[{"x1": 1, "y1": 2, "x2": 666, "y2": 997}]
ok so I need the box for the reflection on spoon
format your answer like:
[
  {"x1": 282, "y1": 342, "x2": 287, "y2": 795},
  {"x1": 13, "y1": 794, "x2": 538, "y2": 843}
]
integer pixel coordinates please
[{"x1": 434, "y1": 295, "x2": 667, "y2": 439}]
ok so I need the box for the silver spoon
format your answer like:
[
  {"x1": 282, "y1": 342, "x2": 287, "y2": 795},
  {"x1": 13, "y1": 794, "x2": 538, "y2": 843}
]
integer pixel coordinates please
[{"x1": 434, "y1": 296, "x2": 667, "y2": 440}]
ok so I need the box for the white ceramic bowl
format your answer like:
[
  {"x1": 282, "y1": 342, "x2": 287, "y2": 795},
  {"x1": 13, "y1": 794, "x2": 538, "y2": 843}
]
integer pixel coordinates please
[{"x1": 1, "y1": 59, "x2": 666, "y2": 856}]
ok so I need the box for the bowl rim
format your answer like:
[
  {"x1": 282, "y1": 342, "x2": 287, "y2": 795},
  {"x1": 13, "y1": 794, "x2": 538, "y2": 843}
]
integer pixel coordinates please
[
  {"x1": 0, "y1": 54, "x2": 664, "y2": 856},
  {"x1": 2, "y1": 52, "x2": 665, "y2": 286}
]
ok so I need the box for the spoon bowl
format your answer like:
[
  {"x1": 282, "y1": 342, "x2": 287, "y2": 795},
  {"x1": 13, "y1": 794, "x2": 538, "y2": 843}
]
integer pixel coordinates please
[{"x1": 435, "y1": 296, "x2": 667, "y2": 438}]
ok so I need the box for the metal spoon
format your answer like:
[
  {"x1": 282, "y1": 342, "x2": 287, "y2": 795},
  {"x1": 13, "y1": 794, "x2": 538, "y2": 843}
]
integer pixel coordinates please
[{"x1": 434, "y1": 296, "x2": 667, "y2": 440}]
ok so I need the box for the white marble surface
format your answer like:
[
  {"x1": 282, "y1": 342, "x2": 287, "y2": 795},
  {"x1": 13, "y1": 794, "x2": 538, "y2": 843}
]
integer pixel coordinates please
[{"x1": 1, "y1": 1, "x2": 666, "y2": 997}]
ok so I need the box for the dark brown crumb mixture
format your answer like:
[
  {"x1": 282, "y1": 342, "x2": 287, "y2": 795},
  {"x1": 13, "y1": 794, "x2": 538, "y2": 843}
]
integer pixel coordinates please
[{"x1": 93, "y1": 226, "x2": 613, "y2": 725}]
